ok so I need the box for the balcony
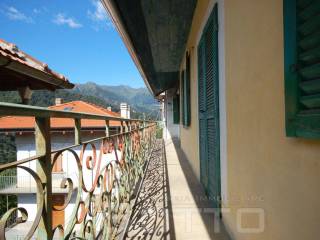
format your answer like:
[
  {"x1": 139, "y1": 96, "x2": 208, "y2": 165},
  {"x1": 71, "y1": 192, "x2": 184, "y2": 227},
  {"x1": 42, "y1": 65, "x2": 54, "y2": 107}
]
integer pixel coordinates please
[
  {"x1": 0, "y1": 173, "x2": 77, "y2": 194},
  {"x1": 0, "y1": 102, "x2": 230, "y2": 239}
]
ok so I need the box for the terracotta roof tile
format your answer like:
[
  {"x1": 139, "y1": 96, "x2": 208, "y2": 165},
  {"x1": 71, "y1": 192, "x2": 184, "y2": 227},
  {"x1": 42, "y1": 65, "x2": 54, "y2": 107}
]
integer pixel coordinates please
[{"x1": 0, "y1": 101, "x2": 122, "y2": 130}]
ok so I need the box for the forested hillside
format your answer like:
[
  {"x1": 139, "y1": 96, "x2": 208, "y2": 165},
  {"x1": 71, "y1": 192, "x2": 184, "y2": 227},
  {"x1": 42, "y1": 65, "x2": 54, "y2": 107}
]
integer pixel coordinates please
[{"x1": 0, "y1": 83, "x2": 160, "y2": 119}]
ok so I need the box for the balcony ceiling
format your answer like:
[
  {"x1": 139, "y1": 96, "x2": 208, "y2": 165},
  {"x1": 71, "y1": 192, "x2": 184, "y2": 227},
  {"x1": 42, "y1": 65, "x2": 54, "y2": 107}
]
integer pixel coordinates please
[{"x1": 105, "y1": 0, "x2": 197, "y2": 96}]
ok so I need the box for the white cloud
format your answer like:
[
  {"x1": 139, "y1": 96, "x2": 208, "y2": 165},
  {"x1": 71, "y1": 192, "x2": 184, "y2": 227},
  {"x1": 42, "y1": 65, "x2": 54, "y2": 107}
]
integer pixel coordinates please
[
  {"x1": 5, "y1": 6, "x2": 33, "y2": 23},
  {"x1": 53, "y1": 13, "x2": 82, "y2": 28},
  {"x1": 87, "y1": 0, "x2": 113, "y2": 30},
  {"x1": 33, "y1": 8, "x2": 40, "y2": 14},
  {"x1": 32, "y1": 6, "x2": 48, "y2": 15},
  {"x1": 32, "y1": 7, "x2": 47, "y2": 15},
  {"x1": 88, "y1": 1, "x2": 107, "y2": 21}
]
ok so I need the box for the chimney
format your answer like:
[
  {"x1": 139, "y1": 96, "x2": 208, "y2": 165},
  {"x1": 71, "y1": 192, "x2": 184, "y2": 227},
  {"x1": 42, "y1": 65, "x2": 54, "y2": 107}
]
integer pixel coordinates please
[
  {"x1": 107, "y1": 106, "x2": 112, "y2": 112},
  {"x1": 55, "y1": 98, "x2": 63, "y2": 105},
  {"x1": 120, "y1": 103, "x2": 128, "y2": 119},
  {"x1": 127, "y1": 105, "x2": 131, "y2": 119}
]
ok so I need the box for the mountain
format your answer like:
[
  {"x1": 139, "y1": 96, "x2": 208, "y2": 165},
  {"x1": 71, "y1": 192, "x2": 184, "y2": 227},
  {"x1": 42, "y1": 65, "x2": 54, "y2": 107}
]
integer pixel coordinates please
[
  {"x1": 0, "y1": 83, "x2": 160, "y2": 119},
  {"x1": 73, "y1": 82, "x2": 158, "y2": 114}
]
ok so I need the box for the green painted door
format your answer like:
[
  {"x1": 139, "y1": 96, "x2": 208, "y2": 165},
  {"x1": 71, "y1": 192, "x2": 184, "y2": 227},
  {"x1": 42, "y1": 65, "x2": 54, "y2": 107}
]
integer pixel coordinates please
[{"x1": 198, "y1": 4, "x2": 221, "y2": 209}]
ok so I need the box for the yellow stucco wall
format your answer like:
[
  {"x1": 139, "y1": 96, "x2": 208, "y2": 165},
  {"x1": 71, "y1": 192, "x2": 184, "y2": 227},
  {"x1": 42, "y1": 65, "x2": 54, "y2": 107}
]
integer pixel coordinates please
[
  {"x1": 180, "y1": 0, "x2": 320, "y2": 239},
  {"x1": 223, "y1": 0, "x2": 320, "y2": 239}
]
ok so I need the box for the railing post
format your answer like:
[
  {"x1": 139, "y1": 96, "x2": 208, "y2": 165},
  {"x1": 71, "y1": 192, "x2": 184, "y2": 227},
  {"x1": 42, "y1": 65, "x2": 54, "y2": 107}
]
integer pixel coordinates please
[
  {"x1": 120, "y1": 121, "x2": 124, "y2": 134},
  {"x1": 105, "y1": 120, "x2": 110, "y2": 137},
  {"x1": 128, "y1": 121, "x2": 131, "y2": 132},
  {"x1": 35, "y1": 117, "x2": 53, "y2": 239},
  {"x1": 125, "y1": 121, "x2": 130, "y2": 132},
  {"x1": 74, "y1": 118, "x2": 82, "y2": 145}
]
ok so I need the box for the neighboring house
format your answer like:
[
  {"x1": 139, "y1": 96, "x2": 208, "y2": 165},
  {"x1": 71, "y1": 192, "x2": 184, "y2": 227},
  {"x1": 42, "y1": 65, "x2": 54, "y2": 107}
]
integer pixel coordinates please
[
  {"x1": 105, "y1": 1, "x2": 320, "y2": 239},
  {"x1": 0, "y1": 100, "x2": 123, "y2": 233}
]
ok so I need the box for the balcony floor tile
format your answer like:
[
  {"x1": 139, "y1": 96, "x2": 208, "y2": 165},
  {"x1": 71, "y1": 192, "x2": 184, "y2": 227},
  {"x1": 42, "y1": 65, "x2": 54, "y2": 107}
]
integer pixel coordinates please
[{"x1": 124, "y1": 139, "x2": 230, "y2": 240}]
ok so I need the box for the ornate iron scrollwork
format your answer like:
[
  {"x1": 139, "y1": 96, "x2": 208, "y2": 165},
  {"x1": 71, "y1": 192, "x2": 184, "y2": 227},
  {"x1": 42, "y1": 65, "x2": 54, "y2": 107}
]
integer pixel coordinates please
[{"x1": 0, "y1": 122, "x2": 156, "y2": 240}]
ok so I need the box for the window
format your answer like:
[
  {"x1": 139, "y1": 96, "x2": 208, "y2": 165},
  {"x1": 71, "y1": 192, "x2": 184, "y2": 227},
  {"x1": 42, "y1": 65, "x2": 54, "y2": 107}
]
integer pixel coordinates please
[
  {"x1": 173, "y1": 94, "x2": 180, "y2": 124},
  {"x1": 181, "y1": 52, "x2": 191, "y2": 127},
  {"x1": 284, "y1": 0, "x2": 320, "y2": 138}
]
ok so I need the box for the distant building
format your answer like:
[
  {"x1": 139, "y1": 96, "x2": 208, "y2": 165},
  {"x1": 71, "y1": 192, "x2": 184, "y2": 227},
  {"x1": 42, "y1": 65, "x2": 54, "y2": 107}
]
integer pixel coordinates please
[{"x1": 120, "y1": 102, "x2": 130, "y2": 119}]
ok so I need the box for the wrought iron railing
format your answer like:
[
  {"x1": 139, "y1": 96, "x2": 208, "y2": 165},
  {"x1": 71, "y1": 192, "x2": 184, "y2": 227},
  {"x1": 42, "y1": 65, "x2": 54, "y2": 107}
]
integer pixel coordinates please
[{"x1": 0, "y1": 102, "x2": 156, "y2": 239}]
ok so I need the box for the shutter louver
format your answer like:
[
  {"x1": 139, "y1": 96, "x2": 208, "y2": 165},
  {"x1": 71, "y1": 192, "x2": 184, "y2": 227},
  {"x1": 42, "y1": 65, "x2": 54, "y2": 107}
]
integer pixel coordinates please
[
  {"x1": 181, "y1": 54, "x2": 191, "y2": 127},
  {"x1": 298, "y1": 1, "x2": 320, "y2": 111},
  {"x1": 184, "y1": 53, "x2": 191, "y2": 126},
  {"x1": 198, "y1": 39, "x2": 207, "y2": 187},
  {"x1": 205, "y1": 19, "x2": 215, "y2": 116},
  {"x1": 180, "y1": 70, "x2": 185, "y2": 124},
  {"x1": 284, "y1": 0, "x2": 320, "y2": 138},
  {"x1": 198, "y1": 41, "x2": 206, "y2": 113}
]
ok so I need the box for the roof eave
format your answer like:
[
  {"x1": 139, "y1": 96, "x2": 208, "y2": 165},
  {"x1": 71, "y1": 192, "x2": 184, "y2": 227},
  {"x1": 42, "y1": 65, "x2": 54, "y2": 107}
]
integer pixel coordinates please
[{"x1": 0, "y1": 54, "x2": 74, "y2": 90}]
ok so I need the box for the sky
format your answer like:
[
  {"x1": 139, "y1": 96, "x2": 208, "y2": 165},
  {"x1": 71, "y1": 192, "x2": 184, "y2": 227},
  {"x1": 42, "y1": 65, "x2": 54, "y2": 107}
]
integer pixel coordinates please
[{"x1": 0, "y1": 0, "x2": 145, "y2": 88}]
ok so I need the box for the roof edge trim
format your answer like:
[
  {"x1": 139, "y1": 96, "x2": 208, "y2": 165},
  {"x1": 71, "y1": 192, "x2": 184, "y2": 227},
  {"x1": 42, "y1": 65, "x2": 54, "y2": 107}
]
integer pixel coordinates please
[{"x1": 0, "y1": 54, "x2": 74, "y2": 90}]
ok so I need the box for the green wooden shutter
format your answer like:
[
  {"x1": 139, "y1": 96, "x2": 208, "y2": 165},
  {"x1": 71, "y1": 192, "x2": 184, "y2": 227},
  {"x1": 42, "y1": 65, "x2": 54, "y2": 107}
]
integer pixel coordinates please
[
  {"x1": 206, "y1": 5, "x2": 220, "y2": 207},
  {"x1": 284, "y1": 0, "x2": 320, "y2": 138},
  {"x1": 180, "y1": 70, "x2": 185, "y2": 124},
  {"x1": 198, "y1": 4, "x2": 220, "y2": 209},
  {"x1": 198, "y1": 38, "x2": 207, "y2": 188},
  {"x1": 183, "y1": 53, "x2": 191, "y2": 127},
  {"x1": 173, "y1": 95, "x2": 180, "y2": 124}
]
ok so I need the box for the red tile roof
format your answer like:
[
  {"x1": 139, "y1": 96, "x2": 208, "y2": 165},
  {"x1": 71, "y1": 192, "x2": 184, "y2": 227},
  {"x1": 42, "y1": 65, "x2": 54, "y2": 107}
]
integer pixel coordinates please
[
  {"x1": 0, "y1": 39, "x2": 74, "y2": 90},
  {"x1": 0, "y1": 101, "x2": 121, "y2": 130}
]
